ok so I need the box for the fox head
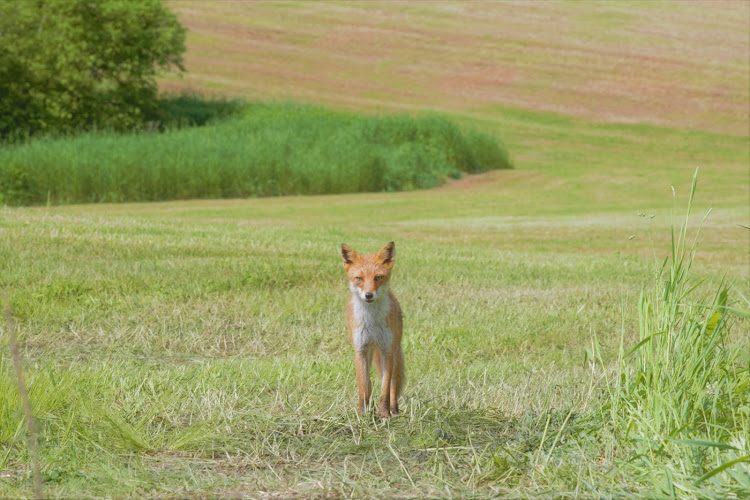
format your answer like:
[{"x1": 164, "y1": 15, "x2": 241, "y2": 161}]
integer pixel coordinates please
[{"x1": 340, "y1": 241, "x2": 396, "y2": 303}]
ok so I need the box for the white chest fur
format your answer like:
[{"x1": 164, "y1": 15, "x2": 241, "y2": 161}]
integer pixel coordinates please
[{"x1": 350, "y1": 284, "x2": 393, "y2": 353}]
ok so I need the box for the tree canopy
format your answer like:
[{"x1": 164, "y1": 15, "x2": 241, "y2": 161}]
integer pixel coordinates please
[{"x1": 0, "y1": 0, "x2": 186, "y2": 139}]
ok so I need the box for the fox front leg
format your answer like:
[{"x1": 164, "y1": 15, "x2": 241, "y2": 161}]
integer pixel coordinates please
[
  {"x1": 354, "y1": 351, "x2": 371, "y2": 415},
  {"x1": 377, "y1": 350, "x2": 393, "y2": 418}
]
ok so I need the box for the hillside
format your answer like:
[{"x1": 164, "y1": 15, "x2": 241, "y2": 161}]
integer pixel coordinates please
[{"x1": 163, "y1": 0, "x2": 749, "y2": 136}]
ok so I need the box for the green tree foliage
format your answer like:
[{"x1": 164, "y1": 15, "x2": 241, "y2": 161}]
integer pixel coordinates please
[{"x1": 0, "y1": 0, "x2": 186, "y2": 139}]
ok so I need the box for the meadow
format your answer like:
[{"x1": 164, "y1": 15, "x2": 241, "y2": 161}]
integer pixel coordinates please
[{"x1": 1, "y1": 0, "x2": 749, "y2": 498}]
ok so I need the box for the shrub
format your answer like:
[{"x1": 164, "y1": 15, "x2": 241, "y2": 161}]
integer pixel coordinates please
[{"x1": 0, "y1": 0, "x2": 185, "y2": 139}]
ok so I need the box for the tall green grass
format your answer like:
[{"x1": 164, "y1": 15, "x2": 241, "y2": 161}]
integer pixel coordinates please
[
  {"x1": 596, "y1": 170, "x2": 750, "y2": 497},
  {"x1": 0, "y1": 102, "x2": 512, "y2": 206},
  {"x1": 479, "y1": 171, "x2": 749, "y2": 496}
]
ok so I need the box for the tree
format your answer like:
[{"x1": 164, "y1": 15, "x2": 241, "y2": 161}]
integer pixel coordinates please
[{"x1": 0, "y1": 0, "x2": 186, "y2": 139}]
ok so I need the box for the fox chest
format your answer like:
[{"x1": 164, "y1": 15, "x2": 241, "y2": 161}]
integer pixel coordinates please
[{"x1": 350, "y1": 300, "x2": 393, "y2": 353}]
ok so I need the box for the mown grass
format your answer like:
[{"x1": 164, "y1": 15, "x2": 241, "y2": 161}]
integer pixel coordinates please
[
  {"x1": 0, "y1": 102, "x2": 511, "y2": 206},
  {"x1": 164, "y1": 1, "x2": 749, "y2": 136},
  {"x1": 0, "y1": 165, "x2": 747, "y2": 497},
  {"x1": 2, "y1": 0, "x2": 748, "y2": 495}
]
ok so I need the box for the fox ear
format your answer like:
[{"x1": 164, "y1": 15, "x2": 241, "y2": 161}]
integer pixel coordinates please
[
  {"x1": 340, "y1": 244, "x2": 360, "y2": 265},
  {"x1": 376, "y1": 241, "x2": 395, "y2": 264}
]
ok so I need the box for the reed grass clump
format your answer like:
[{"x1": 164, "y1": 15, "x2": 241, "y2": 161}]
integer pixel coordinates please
[
  {"x1": 0, "y1": 102, "x2": 512, "y2": 206},
  {"x1": 601, "y1": 170, "x2": 750, "y2": 497}
]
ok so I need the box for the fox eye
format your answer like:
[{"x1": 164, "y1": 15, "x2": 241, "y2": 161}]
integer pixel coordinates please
[
  {"x1": 375, "y1": 275, "x2": 384, "y2": 281},
  {"x1": 356, "y1": 276, "x2": 364, "y2": 282}
]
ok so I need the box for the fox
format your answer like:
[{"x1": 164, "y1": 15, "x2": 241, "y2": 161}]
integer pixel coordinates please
[{"x1": 340, "y1": 241, "x2": 405, "y2": 418}]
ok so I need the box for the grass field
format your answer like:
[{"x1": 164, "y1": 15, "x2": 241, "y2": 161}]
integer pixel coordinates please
[
  {"x1": 1, "y1": 0, "x2": 749, "y2": 498},
  {"x1": 162, "y1": 0, "x2": 749, "y2": 136}
]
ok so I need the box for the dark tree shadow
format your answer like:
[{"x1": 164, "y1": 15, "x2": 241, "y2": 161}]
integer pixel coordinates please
[{"x1": 154, "y1": 94, "x2": 245, "y2": 129}]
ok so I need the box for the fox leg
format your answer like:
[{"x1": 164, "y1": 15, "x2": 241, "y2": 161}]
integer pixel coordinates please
[
  {"x1": 377, "y1": 350, "x2": 393, "y2": 418},
  {"x1": 355, "y1": 351, "x2": 371, "y2": 415},
  {"x1": 390, "y1": 346, "x2": 404, "y2": 415}
]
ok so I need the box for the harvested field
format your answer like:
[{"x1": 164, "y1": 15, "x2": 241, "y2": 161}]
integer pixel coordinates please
[{"x1": 164, "y1": 0, "x2": 750, "y2": 135}]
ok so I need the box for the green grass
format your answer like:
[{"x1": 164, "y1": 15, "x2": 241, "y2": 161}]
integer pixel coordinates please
[
  {"x1": 0, "y1": 85, "x2": 747, "y2": 500},
  {"x1": 0, "y1": 162, "x2": 747, "y2": 497},
  {"x1": 595, "y1": 173, "x2": 750, "y2": 497},
  {"x1": 0, "y1": 102, "x2": 511, "y2": 206},
  {"x1": 2, "y1": 0, "x2": 748, "y2": 495}
]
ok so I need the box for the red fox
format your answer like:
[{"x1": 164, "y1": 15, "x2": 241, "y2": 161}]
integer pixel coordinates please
[{"x1": 340, "y1": 241, "x2": 405, "y2": 418}]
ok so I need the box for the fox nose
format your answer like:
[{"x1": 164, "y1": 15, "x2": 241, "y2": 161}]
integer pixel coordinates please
[{"x1": 365, "y1": 292, "x2": 374, "y2": 300}]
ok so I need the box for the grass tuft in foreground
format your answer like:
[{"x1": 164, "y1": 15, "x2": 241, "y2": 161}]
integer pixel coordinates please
[
  {"x1": 0, "y1": 102, "x2": 512, "y2": 206},
  {"x1": 597, "y1": 170, "x2": 750, "y2": 497}
]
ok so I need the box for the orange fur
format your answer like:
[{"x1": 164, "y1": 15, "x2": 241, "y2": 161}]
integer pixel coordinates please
[{"x1": 341, "y1": 242, "x2": 405, "y2": 417}]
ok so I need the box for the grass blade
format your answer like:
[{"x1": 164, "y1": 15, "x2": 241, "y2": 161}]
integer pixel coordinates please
[{"x1": 695, "y1": 455, "x2": 750, "y2": 484}]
